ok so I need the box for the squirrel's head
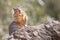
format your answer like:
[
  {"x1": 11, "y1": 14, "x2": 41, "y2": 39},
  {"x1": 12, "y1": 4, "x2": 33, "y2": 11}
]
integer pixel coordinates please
[
  {"x1": 13, "y1": 7, "x2": 27, "y2": 24},
  {"x1": 13, "y1": 8, "x2": 23, "y2": 20},
  {"x1": 13, "y1": 8, "x2": 20, "y2": 16}
]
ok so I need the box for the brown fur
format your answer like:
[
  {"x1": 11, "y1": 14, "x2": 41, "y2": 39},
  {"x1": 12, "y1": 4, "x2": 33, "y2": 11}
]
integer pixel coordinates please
[{"x1": 13, "y1": 8, "x2": 26, "y2": 29}]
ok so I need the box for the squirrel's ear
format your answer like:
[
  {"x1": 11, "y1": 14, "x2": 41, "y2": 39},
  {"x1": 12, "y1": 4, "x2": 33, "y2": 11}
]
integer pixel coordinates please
[
  {"x1": 13, "y1": 8, "x2": 16, "y2": 11},
  {"x1": 13, "y1": 8, "x2": 14, "y2": 10},
  {"x1": 11, "y1": 8, "x2": 15, "y2": 14}
]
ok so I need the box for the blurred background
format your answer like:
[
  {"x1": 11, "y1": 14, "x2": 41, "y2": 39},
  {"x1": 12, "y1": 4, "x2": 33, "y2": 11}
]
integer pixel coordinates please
[{"x1": 0, "y1": 0, "x2": 60, "y2": 40}]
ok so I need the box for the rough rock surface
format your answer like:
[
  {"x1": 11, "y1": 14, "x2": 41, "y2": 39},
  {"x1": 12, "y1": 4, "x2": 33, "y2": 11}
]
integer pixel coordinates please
[{"x1": 7, "y1": 20, "x2": 60, "y2": 40}]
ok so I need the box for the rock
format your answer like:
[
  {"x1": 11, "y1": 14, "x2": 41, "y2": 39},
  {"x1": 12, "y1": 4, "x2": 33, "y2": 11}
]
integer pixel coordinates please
[{"x1": 7, "y1": 20, "x2": 60, "y2": 40}]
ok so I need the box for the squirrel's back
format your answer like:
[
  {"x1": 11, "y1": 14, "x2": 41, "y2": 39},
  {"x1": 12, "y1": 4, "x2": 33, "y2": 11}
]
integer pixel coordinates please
[{"x1": 9, "y1": 21, "x2": 18, "y2": 35}]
